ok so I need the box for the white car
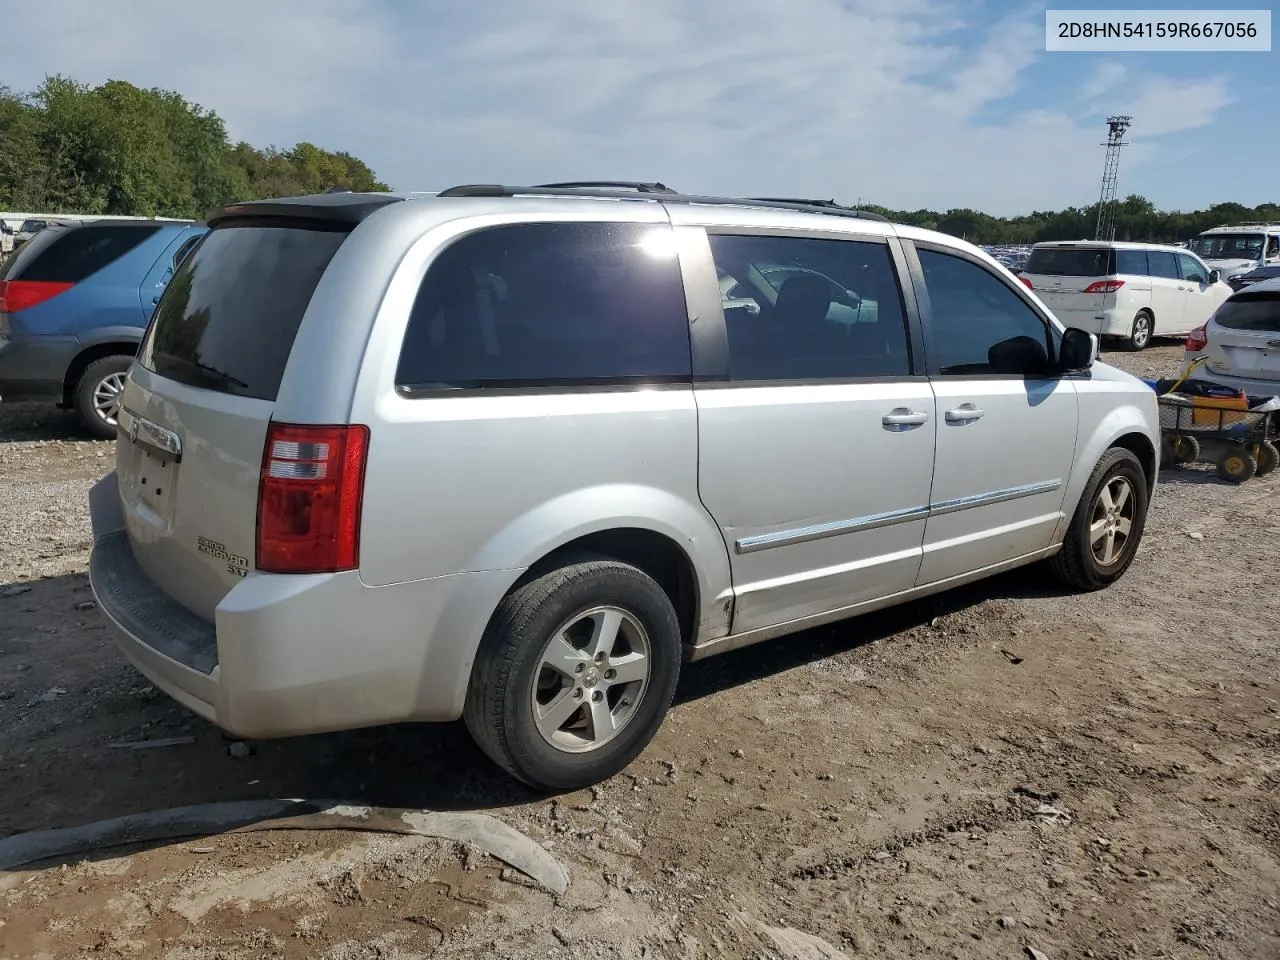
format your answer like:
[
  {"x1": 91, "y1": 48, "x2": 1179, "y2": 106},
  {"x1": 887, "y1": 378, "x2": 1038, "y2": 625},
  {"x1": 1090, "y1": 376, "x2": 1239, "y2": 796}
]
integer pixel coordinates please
[
  {"x1": 1190, "y1": 223, "x2": 1280, "y2": 284},
  {"x1": 1021, "y1": 241, "x2": 1233, "y2": 351},
  {"x1": 1185, "y1": 275, "x2": 1280, "y2": 401}
]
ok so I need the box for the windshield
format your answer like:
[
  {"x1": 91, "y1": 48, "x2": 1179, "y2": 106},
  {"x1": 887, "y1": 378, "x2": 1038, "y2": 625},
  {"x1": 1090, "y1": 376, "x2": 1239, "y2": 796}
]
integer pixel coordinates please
[{"x1": 1191, "y1": 234, "x2": 1264, "y2": 260}]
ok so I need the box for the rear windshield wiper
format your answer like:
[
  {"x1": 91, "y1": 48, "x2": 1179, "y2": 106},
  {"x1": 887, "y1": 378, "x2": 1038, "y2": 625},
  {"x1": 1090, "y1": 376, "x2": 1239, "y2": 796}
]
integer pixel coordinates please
[{"x1": 154, "y1": 353, "x2": 250, "y2": 390}]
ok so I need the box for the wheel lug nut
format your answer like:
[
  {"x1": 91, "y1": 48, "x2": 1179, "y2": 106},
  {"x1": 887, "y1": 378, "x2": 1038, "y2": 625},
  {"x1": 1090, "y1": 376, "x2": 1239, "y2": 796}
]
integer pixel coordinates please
[
  {"x1": 573, "y1": 688, "x2": 583, "y2": 699},
  {"x1": 594, "y1": 652, "x2": 606, "y2": 663},
  {"x1": 605, "y1": 669, "x2": 616, "y2": 681},
  {"x1": 575, "y1": 663, "x2": 584, "y2": 674},
  {"x1": 591, "y1": 690, "x2": 603, "y2": 702}
]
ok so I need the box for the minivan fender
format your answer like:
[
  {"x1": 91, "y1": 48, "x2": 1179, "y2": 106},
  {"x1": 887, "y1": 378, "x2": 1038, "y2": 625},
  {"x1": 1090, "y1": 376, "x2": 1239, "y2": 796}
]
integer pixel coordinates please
[
  {"x1": 465, "y1": 482, "x2": 735, "y2": 636},
  {"x1": 1053, "y1": 398, "x2": 1159, "y2": 543}
]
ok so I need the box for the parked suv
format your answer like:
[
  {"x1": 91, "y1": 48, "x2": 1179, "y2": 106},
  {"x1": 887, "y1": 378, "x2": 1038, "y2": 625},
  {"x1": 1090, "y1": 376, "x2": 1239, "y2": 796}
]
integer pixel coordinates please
[
  {"x1": 1022, "y1": 241, "x2": 1232, "y2": 351},
  {"x1": 0, "y1": 218, "x2": 206, "y2": 436},
  {"x1": 1185, "y1": 275, "x2": 1280, "y2": 403},
  {"x1": 87, "y1": 186, "x2": 1160, "y2": 790}
]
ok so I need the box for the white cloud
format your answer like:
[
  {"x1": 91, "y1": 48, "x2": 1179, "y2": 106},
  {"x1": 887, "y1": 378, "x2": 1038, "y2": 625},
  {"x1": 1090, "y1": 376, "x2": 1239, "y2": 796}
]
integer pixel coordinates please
[
  {"x1": 1080, "y1": 61, "x2": 1128, "y2": 100},
  {"x1": 0, "y1": 0, "x2": 1246, "y2": 215}
]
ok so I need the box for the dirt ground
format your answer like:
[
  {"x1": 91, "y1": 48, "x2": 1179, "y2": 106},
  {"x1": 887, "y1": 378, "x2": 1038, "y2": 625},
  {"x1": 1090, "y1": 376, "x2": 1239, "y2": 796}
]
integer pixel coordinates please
[{"x1": 1, "y1": 341, "x2": 1277, "y2": 960}]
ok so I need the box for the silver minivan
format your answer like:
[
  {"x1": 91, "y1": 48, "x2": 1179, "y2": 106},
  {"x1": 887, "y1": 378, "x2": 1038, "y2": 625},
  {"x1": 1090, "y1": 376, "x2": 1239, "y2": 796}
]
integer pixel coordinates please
[{"x1": 88, "y1": 185, "x2": 1161, "y2": 789}]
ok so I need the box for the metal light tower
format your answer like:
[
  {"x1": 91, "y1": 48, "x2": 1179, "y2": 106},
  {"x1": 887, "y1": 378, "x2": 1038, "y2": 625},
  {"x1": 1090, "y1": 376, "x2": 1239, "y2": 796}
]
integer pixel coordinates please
[{"x1": 1094, "y1": 115, "x2": 1132, "y2": 241}]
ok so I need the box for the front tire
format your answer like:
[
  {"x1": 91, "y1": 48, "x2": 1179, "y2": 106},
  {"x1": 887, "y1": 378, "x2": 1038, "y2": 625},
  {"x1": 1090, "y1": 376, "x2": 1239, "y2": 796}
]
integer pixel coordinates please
[
  {"x1": 74, "y1": 355, "x2": 131, "y2": 439},
  {"x1": 464, "y1": 559, "x2": 682, "y2": 791},
  {"x1": 1050, "y1": 448, "x2": 1149, "y2": 591}
]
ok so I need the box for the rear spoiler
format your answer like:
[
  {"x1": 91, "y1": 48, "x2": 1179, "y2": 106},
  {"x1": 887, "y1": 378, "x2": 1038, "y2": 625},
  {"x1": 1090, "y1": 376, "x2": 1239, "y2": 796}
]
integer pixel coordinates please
[{"x1": 206, "y1": 193, "x2": 403, "y2": 228}]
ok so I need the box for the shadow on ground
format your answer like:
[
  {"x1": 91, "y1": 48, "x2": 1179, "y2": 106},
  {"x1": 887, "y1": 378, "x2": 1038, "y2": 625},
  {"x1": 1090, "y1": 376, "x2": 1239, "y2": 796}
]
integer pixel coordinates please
[{"x1": 0, "y1": 559, "x2": 1054, "y2": 865}]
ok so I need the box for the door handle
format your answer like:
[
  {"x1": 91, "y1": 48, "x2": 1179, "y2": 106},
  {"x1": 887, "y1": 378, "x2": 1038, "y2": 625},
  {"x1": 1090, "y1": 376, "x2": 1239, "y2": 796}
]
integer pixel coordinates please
[
  {"x1": 944, "y1": 404, "x2": 985, "y2": 424},
  {"x1": 882, "y1": 408, "x2": 929, "y2": 431}
]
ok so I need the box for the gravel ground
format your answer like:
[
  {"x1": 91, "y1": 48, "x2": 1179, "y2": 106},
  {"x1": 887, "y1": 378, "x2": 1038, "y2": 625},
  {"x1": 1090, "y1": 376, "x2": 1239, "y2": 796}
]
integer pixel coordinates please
[{"x1": 1, "y1": 343, "x2": 1278, "y2": 960}]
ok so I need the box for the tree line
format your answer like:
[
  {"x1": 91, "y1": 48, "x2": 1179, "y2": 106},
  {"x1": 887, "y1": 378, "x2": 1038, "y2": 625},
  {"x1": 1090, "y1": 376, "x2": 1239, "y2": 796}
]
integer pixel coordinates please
[
  {"x1": 0, "y1": 76, "x2": 1275, "y2": 243},
  {"x1": 864, "y1": 194, "x2": 1280, "y2": 246},
  {"x1": 0, "y1": 77, "x2": 386, "y2": 219}
]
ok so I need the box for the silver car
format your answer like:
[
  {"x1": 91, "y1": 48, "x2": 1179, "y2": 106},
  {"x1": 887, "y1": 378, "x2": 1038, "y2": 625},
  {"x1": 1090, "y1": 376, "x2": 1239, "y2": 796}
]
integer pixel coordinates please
[{"x1": 88, "y1": 184, "x2": 1161, "y2": 789}]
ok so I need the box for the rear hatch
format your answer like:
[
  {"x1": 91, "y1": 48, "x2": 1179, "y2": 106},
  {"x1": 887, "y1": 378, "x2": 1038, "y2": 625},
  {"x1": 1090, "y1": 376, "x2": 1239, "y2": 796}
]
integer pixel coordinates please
[
  {"x1": 116, "y1": 203, "x2": 382, "y2": 621},
  {"x1": 1021, "y1": 246, "x2": 1116, "y2": 315},
  {"x1": 1205, "y1": 288, "x2": 1280, "y2": 384}
]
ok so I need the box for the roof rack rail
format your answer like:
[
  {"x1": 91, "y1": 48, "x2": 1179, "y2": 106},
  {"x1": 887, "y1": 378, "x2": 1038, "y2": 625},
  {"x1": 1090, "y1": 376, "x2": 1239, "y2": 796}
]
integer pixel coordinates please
[
  {"x1": 748, "y1": 197, "x2": 843, "y2": 208},
  {"x1": 432, "y1": 183, "x2": 891, "y2": 223},
  {"x1": 532, "y1": 180, "x2": 677, "y2": 194}
]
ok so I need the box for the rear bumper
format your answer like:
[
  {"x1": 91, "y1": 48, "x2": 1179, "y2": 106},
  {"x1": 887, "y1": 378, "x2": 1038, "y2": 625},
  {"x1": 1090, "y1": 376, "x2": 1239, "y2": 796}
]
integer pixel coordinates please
[
  {"x1": 1046, "y1": 306, "x2": 1132, "y2": 339},
  {"x1": 0, "y1": 333, "x2": 78, "y2": 401},
  {"x1": 1182, "y1": 359, "x2": 1280, "y2": 402},
  {"x1": 87, "y1": 473, "x2": 517, "y2": 739}
]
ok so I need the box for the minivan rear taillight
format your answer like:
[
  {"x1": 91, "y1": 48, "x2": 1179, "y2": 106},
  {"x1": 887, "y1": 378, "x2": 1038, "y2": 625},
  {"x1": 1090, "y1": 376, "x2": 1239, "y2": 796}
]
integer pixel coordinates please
[
  {"x1": 0, "y1": 280, "x2": 74, "y2": 313},
  {"x1": 256, "y1": 423, "x2": 370, "y2": 574},
  {"x1": 1084, "y1": 280, "x2": 1125, "y2": 294},
  {"x1": 1185, "y1": 325, "x2": 1209, "y2": 353},
  {"x1": 1019, "y1": 276, "x2": 1034, "y2": 290}
]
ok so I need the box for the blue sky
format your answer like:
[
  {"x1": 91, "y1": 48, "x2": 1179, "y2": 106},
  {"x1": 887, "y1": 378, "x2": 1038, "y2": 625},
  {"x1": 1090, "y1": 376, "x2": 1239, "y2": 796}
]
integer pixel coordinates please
[{"x1": 0, "y1": 0, "x2": 1273, "y2": 216}]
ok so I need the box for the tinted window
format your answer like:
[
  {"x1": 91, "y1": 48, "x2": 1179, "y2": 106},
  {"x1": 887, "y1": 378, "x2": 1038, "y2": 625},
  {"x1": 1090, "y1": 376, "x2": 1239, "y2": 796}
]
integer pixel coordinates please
[
  {"x1": 1115, "y1": 249, "x2": 1148, "y2": 275},
  {"x1": 139, "y1": 223, "x2": 348, "y2": 401},
  {"x1": 1177, "y1": 254, "x2": 1208, "y2": 283},
  {"x1": 397, "y1": 222, "x2": 691, "y2": 389},
  {"x1": 919, "y1": 249, "x2": 1053, "y2": 376},
  {"x1": 708, "y1": 234, "x2": 910, "y2": 380},
  {"x1": 1025, "y1": 247, "x2": 1112, "y2": 277},
  {"x1": 2, "y1": 224, "x2": 161, "y2": 283},
  {"x1": 171, "y1": 234, "x2": 203, "y2": 269},
  {"x1": 1214, "y1": 292, "x2": 1280, "y2": 332},
  {"x1": 1147, "y1": 251, "x2": 1180, "y2": 279}
]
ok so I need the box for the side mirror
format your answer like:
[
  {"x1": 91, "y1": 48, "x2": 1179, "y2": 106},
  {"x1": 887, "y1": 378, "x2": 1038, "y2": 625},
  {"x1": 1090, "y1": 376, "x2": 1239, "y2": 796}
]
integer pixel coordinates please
[
  {"x1": 1059, "y1": 327, "x2": 1098, "y2": 372},
  {"x1": 1207, "y1": 269, "x2": 1221, "y2": 284}
]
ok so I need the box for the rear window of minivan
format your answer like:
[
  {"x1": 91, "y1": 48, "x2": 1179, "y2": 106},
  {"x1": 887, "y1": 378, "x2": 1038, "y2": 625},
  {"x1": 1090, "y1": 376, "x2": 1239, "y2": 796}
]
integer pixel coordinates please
[
  {"x1": 1025, "y1": 247, "x2": 1113, "y2": 277},
  {"x1": 0, "y1": 223, "x2": 161, "y2": 283},
  {"x1": 138, "y1": 222, "x2": 348, "y2": 401}
]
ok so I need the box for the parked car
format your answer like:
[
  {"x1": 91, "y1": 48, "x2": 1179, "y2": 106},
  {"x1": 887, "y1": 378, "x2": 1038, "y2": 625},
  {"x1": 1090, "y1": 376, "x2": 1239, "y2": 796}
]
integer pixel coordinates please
[
  {"x1": 1021, "y1": 241, "x2": 1233, "y2": 351},
  {"x1": 0, "y1": 218, "x2": 206, "y2": 436},
  {"x1": 86, "y1": 185, "x2": 1160, "y2": 790},
  {"x1": 0, "y1": 220, "x2": 14, "y2": 256},
  {"x1": 1190, "y1": 222, "x2": 1280, "y2": 284},
  {"x1": 1226, "y1": 264, "x2": 1280, "y2": 292},
  {"x1": 1184, "y1": 275, "x2": 1280, "y2": 403}
]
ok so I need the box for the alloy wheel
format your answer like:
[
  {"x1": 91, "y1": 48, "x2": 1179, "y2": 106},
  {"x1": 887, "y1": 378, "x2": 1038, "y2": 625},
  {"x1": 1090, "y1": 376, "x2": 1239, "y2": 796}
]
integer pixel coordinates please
[
  {"x1": 1090, "y1": 475, "x2": 1135, "y2": 567},
  {"x1": 530, "y1": 605, "x2": 652, "y2": 753}
]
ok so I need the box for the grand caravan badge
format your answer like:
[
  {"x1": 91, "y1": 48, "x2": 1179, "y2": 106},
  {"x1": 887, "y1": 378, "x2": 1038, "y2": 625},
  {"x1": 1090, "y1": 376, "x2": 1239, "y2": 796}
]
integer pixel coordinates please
[{"x1": 196, "y1": 536, "x2": 249, "y2": 578}]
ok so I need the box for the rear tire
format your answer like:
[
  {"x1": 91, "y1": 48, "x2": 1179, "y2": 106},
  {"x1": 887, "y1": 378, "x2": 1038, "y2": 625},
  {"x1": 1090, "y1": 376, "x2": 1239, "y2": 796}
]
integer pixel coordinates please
[
  {"x1": 464, "y1": 559, "x2": 682, "y2": 791},
  {"x1": 1252, "y1": 440, "x2": 1278, "y2": 477},
  {"x1": 1160, "y1": 433, "x2": 1200, "y2": 466},
  {"x1": 1049, "y1": 448, "x2": 1149, "y2": 591},
  {"x1": 74, "y1": 355, "x2": 131, "y2": 440},
  {"x1": 1215, "y1": 448, "x2": 1257, "y2": 484},
  {"x1": 1125, "y1": 310, "x2": 1153, "y2": 352}
]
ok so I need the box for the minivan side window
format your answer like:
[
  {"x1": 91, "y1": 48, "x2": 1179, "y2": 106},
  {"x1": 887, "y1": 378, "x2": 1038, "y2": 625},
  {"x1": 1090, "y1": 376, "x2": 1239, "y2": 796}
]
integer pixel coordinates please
[
  {"x1": 707, "y1": 233, "x2": 911, "y2": 381},
  {"x1": 918, "y1": 248, "x2": 1053, "y2": 377},
  {"x1": 1177, "y1": 254, "x2": 1207, "y2": 284},
  {"x1": 396, "y1": 222, "x2": 692, "y2": 390},
  {"x1": 1115, "y1": 249, "x2": 1148, "y2": 275},
  {"x1": 1146, "y1": 251, "x2": 1179, "y2": 279}
]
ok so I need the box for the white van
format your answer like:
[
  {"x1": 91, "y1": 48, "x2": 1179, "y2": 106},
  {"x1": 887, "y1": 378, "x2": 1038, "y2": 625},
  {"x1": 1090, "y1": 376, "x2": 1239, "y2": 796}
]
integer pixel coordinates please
[
  {"x1": 1021, "y1": 241, "x2": 1233, "y2": 351},
  {"x1": 1190, "y1": 223, "x2": 1280, "y2": 283}
]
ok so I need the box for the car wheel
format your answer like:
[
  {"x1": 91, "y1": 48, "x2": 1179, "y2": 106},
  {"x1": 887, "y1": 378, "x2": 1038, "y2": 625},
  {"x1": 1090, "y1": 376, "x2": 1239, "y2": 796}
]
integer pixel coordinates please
[
  {"x1": 464, "y1": 559, "x2": 682, "y2": 791},
  {"x1": 1125, "y1": 310, "x2": 1153, "y2": 351},
  {"x1": 74, "y1": 356, "x2": 132, "y2": 440},
  {"x1": 1252, "y1": 440, "x2": 1278, "y2": 477},
  {"x1": 1049, "y1": 447, "x2": 1149, "y2": 591}
]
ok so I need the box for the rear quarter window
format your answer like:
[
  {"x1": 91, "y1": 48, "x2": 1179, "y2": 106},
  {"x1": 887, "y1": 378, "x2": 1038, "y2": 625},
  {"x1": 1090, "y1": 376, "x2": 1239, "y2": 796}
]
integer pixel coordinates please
[
  {"x1": 1214, "y1": 292, "x2": 1280, "y2": 332},
  {"x1": 4, "y1": 224, "x2": 162, "y2": 283},
  {"x1": 396, "y1": 222, "x2": 692, "y2": 390},
  {"x1": 1025, "y1": 247, "x2": 1113, "y2": 277},
  {"x1": 138, "y1": 221, "x2": 349, "y2": 401}
]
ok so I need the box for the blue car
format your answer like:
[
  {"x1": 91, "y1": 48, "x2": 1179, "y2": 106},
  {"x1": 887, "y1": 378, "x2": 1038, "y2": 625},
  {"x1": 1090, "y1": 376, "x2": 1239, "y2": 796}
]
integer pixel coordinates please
[{"x1": 0, "y1": 218, "x2": 207, "y2": 436}]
